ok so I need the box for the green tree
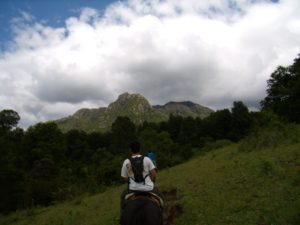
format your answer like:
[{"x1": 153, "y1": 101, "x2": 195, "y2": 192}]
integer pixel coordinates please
[
  {"x1": 139, "y1": 128, "x2": 187, "y2": 168},
  {"x1": 160, "y1": 114, "x2": 184, "y2": 142},
  {"x1": 0, "y1": 109, "x2": 20, "y2": 134},
  {"x1": 87, "y1": 131, "x2": 109, "y2": 151},
  {"x1": 23, "y1": 122, "x2": 66, "y2": 168},
  {"x1": 0, "y1": 110, "x2": 24, "y2": 213},
  {"x1": 205, "y1": 109, "x2": 232, "y2": 140},
  {"x1": 0, "y1": 135, "x2": 24, "y2": 213},
  {"x1": 92, "y1": 150, "x2": 122, "y2": 185},
  {"x1": 177, "y1": 117, "x2": 199, "y2": 147},
  {"x1": 230, "y1": 101, "x2": 252, "y2": 141},
  {"x1": 261, "y1": 54, "x2": 300, "y2": 122},
  {"x1": 0, "y1": 165, "x2": 25, "y2": 213},
  {"x1": 65, "y1": 129, "x2": 90, "y2": 161},
  {"x1": 110, "y1": 116, "x2": 137, "y2": 155},
  {"x1": 28, "y1": 158, "x2": 60, "y2": 206}
]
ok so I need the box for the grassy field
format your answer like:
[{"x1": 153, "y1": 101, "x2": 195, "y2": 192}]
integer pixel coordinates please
[{"x1": 1, "y1": 134, "x2": 300, "y2": 225}]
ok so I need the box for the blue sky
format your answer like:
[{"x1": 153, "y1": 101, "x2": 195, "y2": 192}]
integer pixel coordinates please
[
  {"x1": 0, "y1": 0, "x2": 299, "y2": 128},
  {"x1": 0, "y1": 0, "x2": 116, "y2": 50},
  {"x1": 0, "y1": 0, "x2": 279, "y2": 51}
]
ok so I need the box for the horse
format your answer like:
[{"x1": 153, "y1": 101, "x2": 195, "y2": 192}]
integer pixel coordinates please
[{"x1": 120, "y1": 192, "x2": 163, "y2": 225}]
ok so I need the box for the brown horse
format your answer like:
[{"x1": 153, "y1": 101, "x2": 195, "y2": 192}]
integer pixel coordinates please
[{"x1": 120, "y1": 194, "x2": 163, "y2": 225}]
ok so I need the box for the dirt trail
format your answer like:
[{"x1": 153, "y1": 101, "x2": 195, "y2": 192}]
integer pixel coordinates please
[{"x1": 162, "y1": 188, "x2": 183, "y2": 225}]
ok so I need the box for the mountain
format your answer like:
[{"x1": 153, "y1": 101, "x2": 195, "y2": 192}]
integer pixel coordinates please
[
  {"x1": 154, "y1": 101, "x2": 213, "y2": 118},
  {"x1": 54, "y1": 92, "x2": 214, "y2": 132}
]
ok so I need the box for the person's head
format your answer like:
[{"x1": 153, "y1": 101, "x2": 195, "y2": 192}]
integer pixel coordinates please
[{"x1": 130, "y1": 140, "x2": 140, "y2": 154}]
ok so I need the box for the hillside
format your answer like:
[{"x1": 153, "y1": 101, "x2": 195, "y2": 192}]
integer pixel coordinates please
[
  {"x1": 54, "y1": 92, "x2": 213, "y2": 132},
  {"x1": 1, "y1": 136, "x2": 299, "y2": 225}
]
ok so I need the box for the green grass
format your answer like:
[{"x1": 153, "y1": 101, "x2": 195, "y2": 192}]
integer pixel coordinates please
[
  {"x1": 169, "y1": 143, "x2": 300, "y2": 225},
  {"x1": 1, "y1": 141, "x2": 300, "y2": 225}
]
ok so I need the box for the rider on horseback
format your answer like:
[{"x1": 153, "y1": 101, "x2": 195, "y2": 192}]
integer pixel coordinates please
[{"x1": 120, "y1": 140, "x2": 164, "y2": 210}]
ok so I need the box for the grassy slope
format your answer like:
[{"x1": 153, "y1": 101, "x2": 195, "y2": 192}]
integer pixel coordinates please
[{"x1": 1, "y1": 143, "x2": 299, "y2": 225}]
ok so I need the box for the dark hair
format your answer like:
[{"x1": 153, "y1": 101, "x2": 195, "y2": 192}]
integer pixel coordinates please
[{"x1": 130, "y1": 140, "x2": 140, "y2": 153}]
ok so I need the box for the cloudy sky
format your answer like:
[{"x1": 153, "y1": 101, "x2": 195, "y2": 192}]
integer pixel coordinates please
[{"x1": 0, "y1": 0, "x2": 299, "y2": 128}]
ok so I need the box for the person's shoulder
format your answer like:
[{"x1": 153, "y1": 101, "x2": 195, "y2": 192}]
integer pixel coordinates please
[
  {"x1": 144, "y1": 156, "x2": 153, "y2": 163},
  {"x1": 123, "y1": 158, "x2": 130, "y2": 165}
]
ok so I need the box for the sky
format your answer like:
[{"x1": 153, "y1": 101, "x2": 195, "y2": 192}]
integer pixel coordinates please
[{"x1": 0, "y1": 0, "x2": 299, "y2": 128}]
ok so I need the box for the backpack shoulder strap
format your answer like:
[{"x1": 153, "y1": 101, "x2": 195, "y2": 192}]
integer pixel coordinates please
[
  {"x1": 128, "y1": 155, "x2": 144, "y2": 166},
  {"x1": 129, "y1": 155, "x2": 144, "y2": 161},
  {"x1": 128, "y1": 156, "x2": 147, "y2": 184}
]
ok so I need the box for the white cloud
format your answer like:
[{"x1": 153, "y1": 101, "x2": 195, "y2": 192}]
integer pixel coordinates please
[{"x1": 0, "y1": 0, "x2": 300, "y2": 128}]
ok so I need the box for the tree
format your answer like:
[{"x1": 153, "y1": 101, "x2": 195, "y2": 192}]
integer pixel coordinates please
[
  {"x1": 205, "y1": 109, "x2": 232, "y2": 140},
  {"x1": 28, "y1": 158, "x2": 60, "y2": 206},
  {"x1": 160, "y1": 114, "x2": 184, "y2": 142},
  {"x1": 0, "y1": 110, "x2": 24, "y2": 213},
  {"x1": 65, "y1": 129, "x2": 89, "y2": 161},
  {"x1": 0, "y1": 109, "x2": 20, "y2": 134},
  {"x1": 23, "y1": 122, "x2": 66, "y2": 168},
  {"x1": 261, "y1": 54, "x2": 300, "y2": 122},
  {"x1": 139, "y1": 128, "x2": 189, "y2": 168},
  {"x1": 87, "y1": 131, "x2": 109, "y2": 151},
  {"x1": 230, "y1": 101, "x2": 252, "y2": 141},
  {"x1": 0, "y1": 165, "x2": 25, "y2": 213},
  {"x1": 177, "y1": 117, "x2": 197, "y2": 146},
  {"x1": 110, "y1": 116, "x2": 137, "y2": 155},
  {"x1": 0, "y1": 134, "x2": 25, "y2": 213}
]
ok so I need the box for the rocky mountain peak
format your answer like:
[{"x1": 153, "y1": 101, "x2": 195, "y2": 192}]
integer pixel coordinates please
[
  {"x1": 108, "y1": 92, "x2": 152, "y2": 112},
  {"x1": 116, "y1": 92, "x2": 147, "y2": 103},
  {"x1": 55, "y1": 92, "x2": 214, "y2": 133}
]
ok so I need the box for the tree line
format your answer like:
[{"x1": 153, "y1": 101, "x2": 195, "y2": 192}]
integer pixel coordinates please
[{"x1": 0, "y1": 54, "x2": 299, "y2": 214}]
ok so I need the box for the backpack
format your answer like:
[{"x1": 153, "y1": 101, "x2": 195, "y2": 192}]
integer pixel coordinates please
[{"x1": 129, "y1": 156, "x2": 147, "y2": 183}]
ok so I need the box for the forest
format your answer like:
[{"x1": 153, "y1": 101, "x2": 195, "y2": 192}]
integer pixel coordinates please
[{"x1": 0, "y1": 54, "x2": 299, "y2": 214}]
